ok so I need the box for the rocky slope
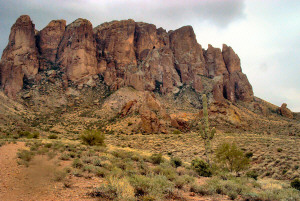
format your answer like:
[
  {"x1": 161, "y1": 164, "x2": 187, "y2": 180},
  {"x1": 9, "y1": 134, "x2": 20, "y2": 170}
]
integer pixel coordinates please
[{"x1": 0, "y1": 15, "x2": 298, "y2": 135}]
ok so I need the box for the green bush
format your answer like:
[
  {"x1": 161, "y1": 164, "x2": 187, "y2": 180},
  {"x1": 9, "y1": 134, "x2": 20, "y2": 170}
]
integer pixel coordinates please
[
  {"x1": 291, "y1": 178, "x2": 300, "y2": 191},
  {"x1": 245, "y1": 152, "x2": 253, "y2": 158},
  {"x1": 150, "y1": 153, "x2": 164, "y2": 164},
  {"x1": 170, "y1": 157, "x2": 182, "y2": 168},
  {"x1": 72, "y1": 158, "x2": 84, "y2": 169},
  {"x1": 191, "y1": 158, "x2": 212, "y2": 177},
  {"x1": 48, "y1": 134, "x2": 58, "y2": 139},
  {"x1": 129, "y1": 175, "x2": 174, "y2": 199},
  {"x1": 277, "y1": 148, "x2": 283, "y2": 152},
  {"x1": 80, "y1": 130, "x2": 105, "y2": 146},
  {"x1": 246, "y1": 170, "x2": 259, "y2": 180},
  {"x1": 215, "y1": 142, "x2": 250, "y2": 173},
  {"x1": 17, "y1": 150, "x2": 35, "y2": 162}
]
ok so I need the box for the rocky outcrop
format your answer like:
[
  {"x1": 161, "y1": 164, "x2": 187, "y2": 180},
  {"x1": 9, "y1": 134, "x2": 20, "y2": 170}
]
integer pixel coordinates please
[
  {"x1": 279, "y1": 103, "x2": 293, "y2": 119},
  {"x1": 38, "y1": 20, "x2": 66, "y2": 63},
  {"x1": 206, "y1": 44, "x2": 253, "y2": 102},
  {"x1": 57, "y1": 18, "x2": 98, "y2": 84},
  {"x1": 139, "y1": 93, "x2": 169, "y2": 133},
  {"x1": 0, "y1": 15, "x2": 254, "y2": 104},
  {"x1": 169, "y1": 26, "x2": 205, "y2": 93},
  {"x1": 0, "y1": 15, "x2": 39, "y2": 98}
]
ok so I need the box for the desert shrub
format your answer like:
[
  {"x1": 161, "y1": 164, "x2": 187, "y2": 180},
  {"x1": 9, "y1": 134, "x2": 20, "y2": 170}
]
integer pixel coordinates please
[
  {"x1": 93, "y1": 158, "x2": 102, "y2": 167},
  {"x1": 91, "y1": 177, "x2": 135, "y2": 201},
  {"x1": 215, "y1": 142, "x2": 250, "y2": 173},
  {"x1": 291, "y1": 178, "x2": 300, "y2": 191},
  {"x1": 44, "y1": 143, "x2": 52, "y2": 148},
  {"x1": 129, "y1": 175, "x2": 174, "y2": 199},
  {"x1": 17, "y1": 150, "x2": 35, "y2": 162},
  {"x1": 245, "y1": 152, "x2": 253, "y2": 158},
  {"x1": 95, "y1": 167, "x2": 109, "y2": 178},
  {"x1": 256, "y1": 188, "x2": 300, "y2": 200},
  {"x1": 191, "y1": 158, "x2": 212, "y2": 177},
  {"x1": 59, "y1": 153, "x2": 70, "y2": 161},
  {"x1": 80, "y1": 130, "x2": 105, "y2": 146},
  {"x1": 170, "y1": 157, "x2": 182, "y2": 168},
  {"x1": 48, "y1": 134, "x2": 58, "y2": 139},
  {"x1": 172, "y1": 129, "x2": 181, "y2": 134},
  {"x1": 72, "y1": 158, "x2": 83, "y2": 169},
  {"x1": 277, "y1": 148, "x2": 283, "y2": 152},
  {"x1": 53, "y1": 170, "x2": 67, "y2": 182},
  {"x1": 31, "y1": 132, "x2": 40, "y2": 139},
  {"x1": 246, "y1": 170, "x2": 259, "y2": 180},
  {"x1": 150, "y1": 153, "x2": 164, "y2": 164},
  {"x1": 153, "y1": 163, "x2": 177, "y2": 181},
  {"x1": 18, "y1": 131, "x2": 31, "y2": 138},
  {"x1": 0, "y1": 141, "x2": 5, "y2": 147}
]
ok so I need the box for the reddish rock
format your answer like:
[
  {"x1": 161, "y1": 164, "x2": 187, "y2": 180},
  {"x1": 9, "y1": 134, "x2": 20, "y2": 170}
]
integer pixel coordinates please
[
  {"x1": 0, "y1": 15, "x2": 39, "y2": 98},
  {"x1": 222, "y1": 44, "x2": 242, "y2": 74},
  {"x1": 169, "y1": 26, "x2": 206, "y2": 88},
  {"x1": 204, "y1": 44, "x2": 228, "y2": 77},
  {"x1": 57, "y1": 18, "x2": 98, "y2": 83},
  {"x1": 38, "y1": 20, "x2": 66, "y2": 63},
  {"x1": 139, "y1": 93, "x2": 168, "y2": 133},
  {"x1": 171, "y1": 117, "x2": 189, "y2": 131},
  {"x1": 135, "y1": 22, "x2": 169, "y2": 60},
  {"x1": 120, "y1": 100, "x2": 137, "y2": 117},
  {"x1": 279, "y1": 103, "x2": 293, "y2": 119}
]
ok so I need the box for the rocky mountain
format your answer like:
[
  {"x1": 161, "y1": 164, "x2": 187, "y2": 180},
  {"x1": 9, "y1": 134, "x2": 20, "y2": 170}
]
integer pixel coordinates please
[
  {"x1": 1, "y1": 15, "x2": 252, "y2": 101},
  {"x1": 0, "y1": 15, "x2": 298, "y2": 135}
]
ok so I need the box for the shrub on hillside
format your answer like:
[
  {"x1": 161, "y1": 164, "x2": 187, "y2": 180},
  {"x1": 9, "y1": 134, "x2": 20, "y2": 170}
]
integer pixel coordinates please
[
  {"x1": 291, "y1": 178, "x2": 300, "y2": 191},
  {"x1": 215, "y1": 142, "x2": 250, "y2": 173},
  {"x1": 150, "y1": 153, "x2": 164, "y2": 164},
  {"x1": 80, "y1": 130, "x2": 105, "y2": 146},
  {"x1": 191, "y1": 158, "x2": 212, "y2": 177}
]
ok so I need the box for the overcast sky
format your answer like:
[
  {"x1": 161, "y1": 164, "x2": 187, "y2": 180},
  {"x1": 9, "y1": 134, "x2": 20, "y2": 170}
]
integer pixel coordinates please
[{"x1": 0, "y1": 0, "x2": 299, "y2": 111}]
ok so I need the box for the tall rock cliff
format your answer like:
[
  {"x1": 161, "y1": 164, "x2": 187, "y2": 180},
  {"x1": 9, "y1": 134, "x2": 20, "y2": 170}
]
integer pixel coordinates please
[
  {"x1": 0, "y1": 15, "x2": 254, "y2": 103},
  {"x1": 0, "y1": 15, "x2": 39, "y2": 98}
]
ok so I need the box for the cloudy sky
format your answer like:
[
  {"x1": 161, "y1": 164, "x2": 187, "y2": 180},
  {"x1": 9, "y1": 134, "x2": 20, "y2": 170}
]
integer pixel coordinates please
[{"x1": 0, "y1": 0, "x2": 299, "y2": 111}]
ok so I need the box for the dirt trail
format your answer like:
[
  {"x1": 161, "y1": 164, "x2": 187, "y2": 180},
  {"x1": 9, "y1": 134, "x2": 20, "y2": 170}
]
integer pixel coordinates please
[{"x1": 0, "y1": 142, "x2": 98, "y2": 201}]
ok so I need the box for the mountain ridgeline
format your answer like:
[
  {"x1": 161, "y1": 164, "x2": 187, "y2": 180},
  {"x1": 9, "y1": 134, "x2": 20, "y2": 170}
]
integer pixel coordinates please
[{"x1": 0, "y1": 15, "x2": 253, "y2": 102}]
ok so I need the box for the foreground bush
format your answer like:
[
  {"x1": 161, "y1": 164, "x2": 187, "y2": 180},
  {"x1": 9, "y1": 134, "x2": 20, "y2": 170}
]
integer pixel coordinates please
[
  {"x1": 215, "y1": 142, "x2": 250, "y2": 173},
  {"x1": 80, "y1": 130, "x2": 105, "y2": 146},
  {"x1": 291, "y1": 178, "x2": 300, "y2": 191},
  {"x1": 191, "y1": 158, "x2": 212, "y2": 177}
]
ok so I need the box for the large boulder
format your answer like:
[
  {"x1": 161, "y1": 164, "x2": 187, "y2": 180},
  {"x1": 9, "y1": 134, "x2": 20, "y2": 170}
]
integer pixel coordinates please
[
  {"x1": 279, "y1": 103, "x2": 293, "y2": 119},
  {"x1": 0, "y1": 15, "x2": 39, "y2": 98}
]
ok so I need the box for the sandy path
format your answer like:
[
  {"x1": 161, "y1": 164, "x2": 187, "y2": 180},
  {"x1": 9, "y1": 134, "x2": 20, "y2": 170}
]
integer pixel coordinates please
[{"x1": 0, "y1": 142, "x2": 99, "y2": 201}]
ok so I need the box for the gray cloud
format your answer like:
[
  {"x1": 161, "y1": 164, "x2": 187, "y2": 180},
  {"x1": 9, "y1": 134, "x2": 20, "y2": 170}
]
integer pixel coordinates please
[{"x1": 0, "y1": 0, "x2": 245, "y2": 56}]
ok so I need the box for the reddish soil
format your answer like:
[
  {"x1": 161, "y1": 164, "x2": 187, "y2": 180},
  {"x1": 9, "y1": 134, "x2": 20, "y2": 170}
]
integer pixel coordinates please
[{"x1": 0, "y1": 142, "x2": 100, "y2": 201}]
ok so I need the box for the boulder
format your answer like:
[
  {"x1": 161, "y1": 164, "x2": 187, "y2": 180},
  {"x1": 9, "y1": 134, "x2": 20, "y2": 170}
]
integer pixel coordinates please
[{"x1": 279, "y1": 103, "x2": 293, "y2": 119}]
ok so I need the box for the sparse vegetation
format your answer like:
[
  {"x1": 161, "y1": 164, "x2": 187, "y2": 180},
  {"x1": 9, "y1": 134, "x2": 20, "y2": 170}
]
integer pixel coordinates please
[
  {"x1": 80, "y1": 130, "x2": 105, "y2": 146},
  {"x1": 199, "y1": 94, "x2": 216, "y2": 164}
]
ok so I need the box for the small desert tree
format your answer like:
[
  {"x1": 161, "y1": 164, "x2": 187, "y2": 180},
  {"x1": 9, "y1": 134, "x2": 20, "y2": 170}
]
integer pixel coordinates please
[
  {"x1": 215, "y1": 142, "x2": 250, "y2": 174},
  {"x1": 199, "y1": 94, "x2": 216, "y2": 164}
]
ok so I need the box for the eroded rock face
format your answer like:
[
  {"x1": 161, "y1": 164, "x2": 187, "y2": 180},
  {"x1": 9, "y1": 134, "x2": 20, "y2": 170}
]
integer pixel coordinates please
[
  {"x1": 279, "y1": 103, "x2": 293, "y2": 119},
  {"x1": 169, "y1": 26, "x2": 205, "y2": 92},
  {"x1": 0, "y1": 15, "x2": 254, "y2": 104},
  {"x1": 38, "y1": 20, "x2": 66, "y2": 63},
  {"x1": 0, "y1": 15, "x2": 39, "y2": 98},
  {"x1": 57, "y1": 18, "x2": 98, "y2": 83},
  {"x1": 207, "y1": 44, "x2": 253, "y2": 102}
]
